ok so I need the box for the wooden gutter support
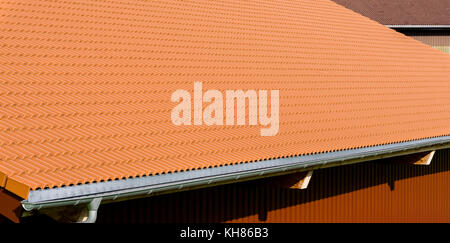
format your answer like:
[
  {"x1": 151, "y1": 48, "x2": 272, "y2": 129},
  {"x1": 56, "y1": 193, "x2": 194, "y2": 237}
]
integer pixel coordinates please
[
  {"x1": 389, "y1": 151, "x2": 436, "y2": 165},
  {"x1": 267, "y1": 170, "x2": 314, "y2": 190}
]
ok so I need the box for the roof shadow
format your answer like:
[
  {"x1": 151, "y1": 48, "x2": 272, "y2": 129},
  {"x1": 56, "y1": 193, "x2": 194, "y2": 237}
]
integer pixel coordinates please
[{"x1": 96, "y1": 148, "x2": 450, "y2": 223}]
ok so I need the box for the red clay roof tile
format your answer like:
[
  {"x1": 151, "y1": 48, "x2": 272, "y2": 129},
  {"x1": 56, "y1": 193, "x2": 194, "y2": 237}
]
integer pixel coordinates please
[{"x1": 0, "y1": 0, "x2": 450, "y2": 195}]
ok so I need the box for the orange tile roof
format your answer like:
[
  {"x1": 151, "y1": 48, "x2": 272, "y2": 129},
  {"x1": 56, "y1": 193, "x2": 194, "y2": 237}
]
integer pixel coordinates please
[{"x1": 1, "y1": 0, "x2": 450, "y2": 198}]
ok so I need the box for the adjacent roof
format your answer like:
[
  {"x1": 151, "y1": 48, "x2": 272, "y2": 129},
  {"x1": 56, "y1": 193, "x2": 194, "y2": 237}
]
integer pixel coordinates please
[
  {"x1": 331, "y1": 0, "x2": 450, "y2": 25},
  {"x1": 1, "y1": 0, "x2": 450, "y2": 200}
]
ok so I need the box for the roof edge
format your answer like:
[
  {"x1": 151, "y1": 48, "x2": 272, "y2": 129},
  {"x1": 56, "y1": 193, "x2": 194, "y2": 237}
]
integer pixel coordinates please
[
  {"x1": 22, "y1": 135, "x2": 450, "y2": 211},
  {"x1": 5, "y1": 178, "x2": 29, "y2": 200},
  {"x1": 0, "y1": 173, "x2": 30, "y2": 200}
]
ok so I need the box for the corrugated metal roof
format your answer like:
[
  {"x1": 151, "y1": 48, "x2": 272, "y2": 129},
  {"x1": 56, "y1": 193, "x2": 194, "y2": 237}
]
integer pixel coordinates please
[
  {"x1": 1, "y1": 0, "x2": 450, "y2": 198},
  {"x1": 332, "y1": 0, "x2": 450, "y2": 25}
]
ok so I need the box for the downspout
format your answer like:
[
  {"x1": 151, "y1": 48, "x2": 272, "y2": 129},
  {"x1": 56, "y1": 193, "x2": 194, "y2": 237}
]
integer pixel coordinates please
[{"x1": 82, "y1": 197, "x2": 102, "y2": 223}]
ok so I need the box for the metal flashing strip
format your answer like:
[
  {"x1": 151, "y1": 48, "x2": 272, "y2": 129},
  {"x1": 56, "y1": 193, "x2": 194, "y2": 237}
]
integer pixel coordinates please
[
  {"x1": 22, "y1": 136, "x2": 450, "y2": 211},
  {"x1": 387, "y1": 25, "x2": 450, "y2": 29}
]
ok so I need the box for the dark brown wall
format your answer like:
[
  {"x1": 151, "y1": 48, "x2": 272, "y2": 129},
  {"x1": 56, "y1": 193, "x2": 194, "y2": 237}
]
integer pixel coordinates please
[
  {"x1": 0, "y1": 189, "x2": 23, "y2": 223},
  {"x1": 97, "y1": 148, "x2": 450, "y2": 223}
]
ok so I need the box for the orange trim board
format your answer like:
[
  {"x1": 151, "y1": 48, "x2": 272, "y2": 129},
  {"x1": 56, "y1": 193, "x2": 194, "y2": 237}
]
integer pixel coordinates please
[
  {"x1": 4, "y1": 178, "x2": 30, "y2": 200},
  {"x1": 0, "y1": 172, "x2": 7, "y2": 188},
  {"x1": 0, "y1": 0, "x2": 449, "y2": 191},
  {"x1": 0, "y1": 172, "x2": 29, "y2": 199}
]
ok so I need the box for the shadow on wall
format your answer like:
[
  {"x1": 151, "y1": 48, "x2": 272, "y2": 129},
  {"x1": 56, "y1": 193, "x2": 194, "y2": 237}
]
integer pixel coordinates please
[{"x1": 96, "y1": 148, "x2": 450, "y2": 223}]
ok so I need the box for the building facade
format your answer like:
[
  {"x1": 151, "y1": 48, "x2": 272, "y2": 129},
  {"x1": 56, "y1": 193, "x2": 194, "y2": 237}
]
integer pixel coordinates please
[{"x1": 96, "y1": 148, "x2": 450, "y2": 223}]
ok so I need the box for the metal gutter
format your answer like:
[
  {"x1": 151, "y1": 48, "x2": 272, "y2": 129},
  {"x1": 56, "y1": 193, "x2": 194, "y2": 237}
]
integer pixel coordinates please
[{"x1": 21, "y1": 135, "x2": 450, "y2": 212}]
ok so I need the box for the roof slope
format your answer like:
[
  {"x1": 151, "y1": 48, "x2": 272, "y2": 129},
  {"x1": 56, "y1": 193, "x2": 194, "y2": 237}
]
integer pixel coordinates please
[
  {"x1": 331, "y1": 0, "x2": 450, "y2": 25},
  {"x1": 0, "y1": 0, "x2": 450, "y2": 197}
]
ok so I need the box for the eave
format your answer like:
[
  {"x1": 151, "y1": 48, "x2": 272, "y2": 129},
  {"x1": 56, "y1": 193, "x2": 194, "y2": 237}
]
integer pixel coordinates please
[{"x1": 21, "y1": 135, "x2": 450, "y2": 212}]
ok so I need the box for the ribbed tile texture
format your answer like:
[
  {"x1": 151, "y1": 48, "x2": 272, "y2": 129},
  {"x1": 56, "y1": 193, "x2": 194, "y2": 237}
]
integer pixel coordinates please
[{"x1": 0, "y1": 0, "x2": 450, "y2": 190}]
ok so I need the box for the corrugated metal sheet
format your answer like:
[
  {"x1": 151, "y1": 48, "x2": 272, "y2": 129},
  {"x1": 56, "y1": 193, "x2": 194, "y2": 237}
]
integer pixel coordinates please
[
  {"x1": 331, "y1": 0, "x2": 450, "y2": 25},
  {"x1": 410, "y1": 34, "x2": 450, "y2": 54},
  {"x1": 408, "y1": 34, "x2": 450, "y2": 47},
  {"x1": 389, "y1": 29, "x2": 450, "y2": 55},
  {"x1": 1, "y1": 0, "x2": 450, "y2": 198},
  {"x1": 97, "y1": 148, "x2": 450, "y2": 223}
]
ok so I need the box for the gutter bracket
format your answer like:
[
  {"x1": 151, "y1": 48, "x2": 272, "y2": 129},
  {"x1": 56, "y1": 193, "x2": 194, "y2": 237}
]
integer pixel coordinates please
[{"x1": 387, "y1": 150, "x2": 436, "y2": 166}]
